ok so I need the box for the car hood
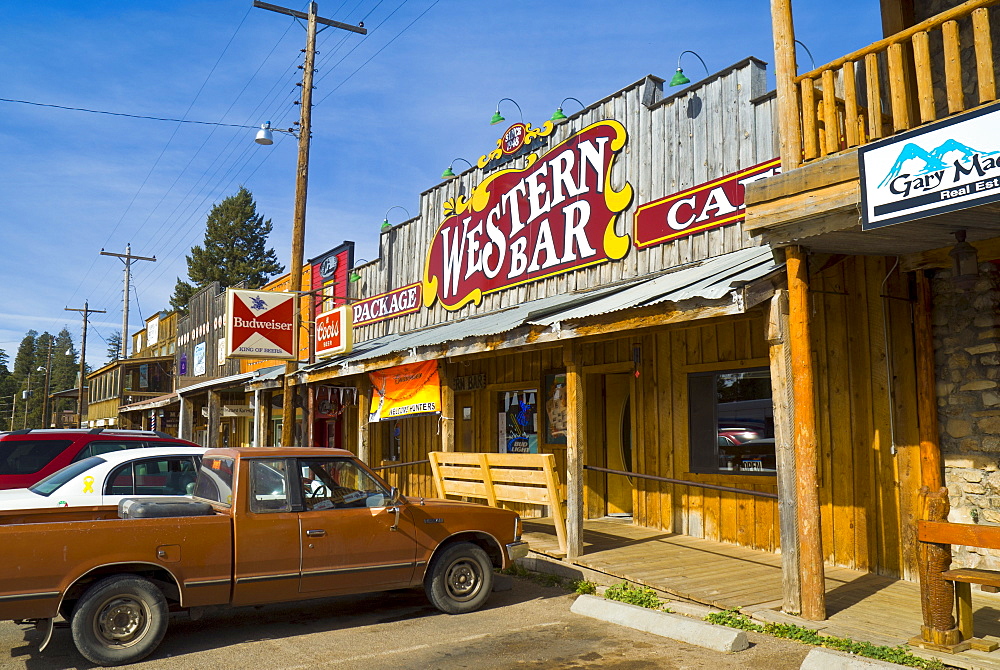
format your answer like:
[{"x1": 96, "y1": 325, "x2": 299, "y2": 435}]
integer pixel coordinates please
[{"x1": 0, "y1": 488, "x2": 49, "y2": 510}]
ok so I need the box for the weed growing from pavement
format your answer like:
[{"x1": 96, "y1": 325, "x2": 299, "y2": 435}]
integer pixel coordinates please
[
  {"x1": 705, "y1": 608, "x2": 943, "y2": 669},
  {"x1": 604, "y1": 581, "x2": 668, "y2": 611},
  {"x1": 499, "y1": 566, "x2": 597, "y2": 595}
]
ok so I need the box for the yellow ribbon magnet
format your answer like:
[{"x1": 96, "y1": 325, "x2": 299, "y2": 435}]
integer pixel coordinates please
[{"x1": 82, "y1": 476, "x2": 95, "y2": 494}]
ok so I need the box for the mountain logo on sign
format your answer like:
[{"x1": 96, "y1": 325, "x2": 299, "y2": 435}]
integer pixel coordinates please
[
  {"x1": 879, "y1": 139, "x2": 1000, "y2": 188},
  {"x1": 249, "y1": 295, "x2": 267, "y2": 311}
]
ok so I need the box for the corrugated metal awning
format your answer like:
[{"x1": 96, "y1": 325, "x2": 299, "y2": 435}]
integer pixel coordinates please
[
  {"x1": 304, "y1": 246, "x2": 779, "y2": 374},
  {"x1": 119, "y1": 392, "x2": 179, "y2": 412}
]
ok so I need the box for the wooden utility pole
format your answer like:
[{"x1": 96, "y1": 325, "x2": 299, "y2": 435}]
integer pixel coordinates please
[
  {"x1": 785, "y1": 245, "x2": 826, "y2": 620},
  {"x1": 253, "y1": 1, "x2": 365, "y2": 446},
  {"x1": 65, "y1": 301, "x2": 106, "y2": 426},
  {"x1": 100, "y1": 244, "x2": 156, "y2": 359}
]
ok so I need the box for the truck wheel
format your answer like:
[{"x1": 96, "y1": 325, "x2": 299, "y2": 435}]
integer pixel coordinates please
[
  {"x1": 69, "y1": 575, "x2": 168, "y2": 666},
  {"x1": 425, "y1": 542, "x2": 494, "y2": 614}
]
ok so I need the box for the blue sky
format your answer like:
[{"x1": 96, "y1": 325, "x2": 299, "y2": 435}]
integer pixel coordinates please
[{"x1": 0, "y1": 0, "x2": 882, "y2": 363}]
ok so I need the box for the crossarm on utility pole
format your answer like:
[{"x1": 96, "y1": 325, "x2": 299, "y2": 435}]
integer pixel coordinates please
[{"x1": 252, "y1": 1, "x2": 367, "y2": 34}]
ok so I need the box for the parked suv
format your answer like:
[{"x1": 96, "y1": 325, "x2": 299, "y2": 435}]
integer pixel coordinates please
[{"x1": 0, "y1": 428, "x2": 202, "y2": 490}]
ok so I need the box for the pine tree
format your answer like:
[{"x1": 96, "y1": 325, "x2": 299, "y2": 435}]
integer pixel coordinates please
[
  {"x1": 0, "y1": 350, "x2": 15, "y2": 431},
  {"x1": 169, "y1": 186, "x2": 284, "y2": 313},
  {"x1": 106, "y1": 333, "x2": 122, "y2": 363}
]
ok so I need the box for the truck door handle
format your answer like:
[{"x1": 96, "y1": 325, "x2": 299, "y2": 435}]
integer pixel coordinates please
[{"x1": 305, "y1": 529, "x2": 326, "y2": 537}]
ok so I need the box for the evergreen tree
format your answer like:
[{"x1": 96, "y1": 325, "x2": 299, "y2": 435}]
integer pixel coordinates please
[
  {"x1": 169, "y1": 186, "x2": 284, "y2": 313},
  {"x1": 106, "y1": 332, "x2": 122, "y2": 363},
  {"x1": 49, "y1": 328, "x2": 80, "y2": 426},
  {"x1": 0, "y1": 350, "x2": 15, "y2": 431}
]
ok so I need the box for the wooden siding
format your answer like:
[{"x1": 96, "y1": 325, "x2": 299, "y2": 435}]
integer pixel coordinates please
[{"x1": 349, "y1": 59, "x2": 779, "y2": 344}]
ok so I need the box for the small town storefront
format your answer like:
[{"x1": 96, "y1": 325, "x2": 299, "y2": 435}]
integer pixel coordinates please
[{"x1": 297, "y1": 58, "x2": 796, "y2": 566}]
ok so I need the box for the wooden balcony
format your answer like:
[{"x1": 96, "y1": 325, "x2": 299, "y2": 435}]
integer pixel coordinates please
[{"x1": 787, "y1": 0, "x2": 1000, "y2": 166}]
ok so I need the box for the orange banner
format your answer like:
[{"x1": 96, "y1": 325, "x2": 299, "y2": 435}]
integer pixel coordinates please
[{"x1": 368, "y1": 360, "x2": 441, "y2": 422}]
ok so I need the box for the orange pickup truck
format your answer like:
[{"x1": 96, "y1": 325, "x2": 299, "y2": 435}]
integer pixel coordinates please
[{"x1": 2, "y1": 447, "x2": 528, "y2": 666}]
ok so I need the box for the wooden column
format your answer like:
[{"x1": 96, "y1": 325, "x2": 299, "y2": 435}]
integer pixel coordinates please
[
  {"x1": 357, "y1": 379, "x2": 371, "y2": 466},
  {"x1": 440, "y1": 362, "x2": 455, "y2": 452},
  {"x1": 785, "y1": 246, "x2": 826, "y2": 620},
  {"x1": 915, "y1": 271, "x2": 943, "y2": 490},
  {"x1": 263, "y1": 391, "x2": 275, "y2": 446},
  {"x1": 767, "y1": 289, "x2": 802, "y2": 614},
  {"x1": 253, "y1": 389, "x2": 263, "y2": 447},
  {"x1": 771, "y1": 0, "x2": 802, "y2": 170},
  {"x1": 179, "y1": 394, "x2": 194, "y2": 442},
  {"x1": 564, "y1": 343, "x2": 585, "y2": 560},
  {"x1": 207, "y1": 390, "x2": 221, "y2": 450}
]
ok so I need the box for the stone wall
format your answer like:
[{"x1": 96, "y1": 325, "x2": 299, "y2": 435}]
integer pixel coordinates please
[{"x1": 934, "y1": 261, "x2": 1000, "y2": 569}]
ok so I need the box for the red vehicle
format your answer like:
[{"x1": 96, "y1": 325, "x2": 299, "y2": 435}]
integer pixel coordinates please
[{"x1": 0, "y1": 429, "x2": 202, "y2": 490}]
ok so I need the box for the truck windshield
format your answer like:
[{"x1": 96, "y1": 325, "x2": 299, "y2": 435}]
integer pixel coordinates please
[
  {"x1": 193, "y1": 457, "x2": 235, "y2": 507},
  {"x1": 29, "y1": 456, "x2": 106, "y2": 496}
]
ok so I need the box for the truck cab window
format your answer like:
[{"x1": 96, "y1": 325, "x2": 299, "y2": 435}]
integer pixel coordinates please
[
  {"x1": 300, "y1": 458, "x2": 389, "y2": 511},
  {"x1": 249, "y1": 460, "x2": 291, "y2": 513}
]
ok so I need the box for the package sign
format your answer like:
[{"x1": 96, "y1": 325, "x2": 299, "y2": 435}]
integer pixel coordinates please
[
  {"x1": 352, "y1": 283, "x2": 421, "y2": 326},
  {"x1": 860, "y1": 103, "x2": 1000, "y2": 229},
  {"x1": 424, "y1": 119, "x2": 634, "y2": 311},
  {"x1": 368, "y1": 360, "x2": 441, "y2": 422},
  {"x1": 225, "y1": 289, "x2": 297, "y2": 359},
  {"x1": 315, "y1": 306, "x2": 353, "y2": 358},
  {"x1": 634, "y1": 158, "x2": 781, "y2": 248}
]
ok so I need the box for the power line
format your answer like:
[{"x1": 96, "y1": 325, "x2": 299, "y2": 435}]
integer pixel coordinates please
[{"x1": 0, "y1": 98, "x2": 260, "y2": 128}]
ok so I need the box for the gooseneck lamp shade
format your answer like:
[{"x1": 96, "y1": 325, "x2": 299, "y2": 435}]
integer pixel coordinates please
[
  {"x1": 441, "y1": 158, "x2": 474, "y2": 180},
  {"x1": 349, "y1": 259, "x2": 371, "y2": 283},
  {"x1": 490, "y1": 98, "x2": 523, "y2": 126},
  {"x1": 255, "y1": 122, "x2": 274, "y2": 145},
  {"x1": 670, "y1": 69, "x2": 691, "y2": 87},
  {"x1": 670, "y1": 50, "x2": 710, "y2": 87},
  {"x1": 349, "y1": 270, "x2": 362, "y2": 282},
  {"x1": 550, "y1": 97, "x2": 584, "y2": 125}
]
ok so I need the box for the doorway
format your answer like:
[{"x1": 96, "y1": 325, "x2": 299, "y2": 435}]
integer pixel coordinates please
[{"x1": 604, "y1": 374, "x2": 633, "y2": 517}]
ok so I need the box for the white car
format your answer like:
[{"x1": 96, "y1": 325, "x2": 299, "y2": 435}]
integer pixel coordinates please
[{"x1": 0, "y1": 446, "x2": 206, "y2": 510}]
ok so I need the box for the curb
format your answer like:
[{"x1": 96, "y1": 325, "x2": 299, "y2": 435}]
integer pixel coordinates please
[
  {"x1": 799, "y1": 648, "x2": 914, "y2": 669},
  {"x1": 570, "y1": 594, "x2": 749, "y2": 653}
]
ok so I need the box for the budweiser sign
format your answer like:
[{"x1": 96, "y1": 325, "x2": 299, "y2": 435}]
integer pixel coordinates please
[
  {"x1": 424, "y1": 119, "x2": 633, "y2": 311},
  {"x1": 315, "y1": 306, "x2": 352, "y2": 358},
  {"x1": 225, "y1": 289, "x2": 297, "y2": 359},
  {"x1": 634, "y1": 158, "x2": 781, "y2": 248},
  {"x1": 352, "y1": 283, "x2": 421, "y2": 326}
]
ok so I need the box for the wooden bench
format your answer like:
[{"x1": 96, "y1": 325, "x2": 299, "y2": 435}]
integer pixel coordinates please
[{"x1": 941, "y1": 568, "x2": 1000, "y2": 650}]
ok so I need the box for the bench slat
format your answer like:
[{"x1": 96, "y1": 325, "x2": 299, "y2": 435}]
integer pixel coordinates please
[{"x1": 942, "y1": 568, "x2": 1000, "y2": 588}]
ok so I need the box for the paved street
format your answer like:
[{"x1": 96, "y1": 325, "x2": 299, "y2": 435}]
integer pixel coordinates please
[{"x1": 1, "y1": 577, "x2": 812, "y2": 670}]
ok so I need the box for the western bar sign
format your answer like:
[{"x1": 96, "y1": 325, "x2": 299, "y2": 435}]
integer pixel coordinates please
[
  {"x1": 633, "y1": 158, "x2": 780, "y2": 248},
  {"x1": 424, "y1": 119, "x2": 634, "y2": 311},
  {"x1": 225, "y1": 289, "x2": 297, "y2": 359},
  {"x1": 860, "y1": 102, "x2": 1000, "y2": 230}
]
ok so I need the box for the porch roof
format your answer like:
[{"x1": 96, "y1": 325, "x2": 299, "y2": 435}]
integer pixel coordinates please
[
  {"x1": 303, "y1": 245, "x2": 779, "y2": 378},
  {"x1": 118, "y1": 392, "x2": 178, "y2": 413}
]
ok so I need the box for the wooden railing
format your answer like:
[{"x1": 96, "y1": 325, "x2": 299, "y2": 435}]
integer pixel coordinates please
[{"x1": 792, "y1": 0, "x2": 999, "y2": 164}]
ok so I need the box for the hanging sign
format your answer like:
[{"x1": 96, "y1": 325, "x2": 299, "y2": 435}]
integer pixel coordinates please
[
  {"x1": 352, "y1": 283, "x2": 422, "y2": 326},
  {"x1": 424, "y1": 119, "x2": 634, "y2": 311},
  {"x1": 860, "y1": 103, "x2": 1000, "y2": 229},
  {"x1": 225, "y1": 289, "x2": 297, "y2": 359},
  {"x1": 315, "y1": 306, "x2": 353, "y2": 358},
  {"x1": 368, "y1": 360, "x2": 441, "y2": 422},
  {"x1": 634, "y1": 158, "x2": 781, "y2": 248}
]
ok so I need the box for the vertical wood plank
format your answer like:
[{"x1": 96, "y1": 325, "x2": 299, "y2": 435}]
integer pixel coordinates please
[
  {"x1": 973, "y1": 8, "x2": 997, "y2": 104},
  {"x1": 943, "y1": 20, "x2": 964, "y2": 114}
]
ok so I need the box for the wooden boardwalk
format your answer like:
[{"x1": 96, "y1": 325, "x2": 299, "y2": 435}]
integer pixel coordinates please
[{"x1": 523, "y1": 517, "x2": 1000, "y2": 669}]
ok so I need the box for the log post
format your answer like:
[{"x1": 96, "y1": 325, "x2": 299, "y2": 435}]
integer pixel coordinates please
[
  {"x1": 771, "y1": 0, "x2": 802, "y2": 170},
  {"x1": 917, "y1": 486, "x2": 962, "y2": 646},
  {"x1": 440, "y1": 362, "x2": 455, "y2": 452},
  {"x1": 785, "y1": 246, "x2": 826, "y2": 620},
  {"x1": 915, "y1": 270, "x2": 943, "y2": 490},
  {"x1": 564, "y1": 342, "x2": 585, "y2": 560}
]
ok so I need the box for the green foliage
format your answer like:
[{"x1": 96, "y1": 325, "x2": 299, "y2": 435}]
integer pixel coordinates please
[
  {"x1": 704, "y1": 609, "x2": 943, "y2": 669},
  {"x1": 170, "y1": 186, "x2": 284, "y2": 313},
  {"x1": 573, "y1": 580, "x2": 597, "y2": 595},
  {"x1": 106, "y1": 332, "x2": 122, "y2": 363},
  {"x1": 605, "y1": 582, "x2": 663, "y2": 610},
  {"x1": 3, "y1": 329, "x2": 81, "y2": 430}
]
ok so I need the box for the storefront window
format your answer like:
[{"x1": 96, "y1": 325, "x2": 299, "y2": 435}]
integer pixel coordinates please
[
  {"x1": 688, "y1": 368, "x2": 775, "y2": 475},
  {"x1": 498, "y1": 390, "x2": 538, "y2": 453}
]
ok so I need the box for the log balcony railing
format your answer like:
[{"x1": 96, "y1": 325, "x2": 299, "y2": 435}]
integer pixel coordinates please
[{"x1": 790, "y1": 0, "x2": 1000, "y2": 165}]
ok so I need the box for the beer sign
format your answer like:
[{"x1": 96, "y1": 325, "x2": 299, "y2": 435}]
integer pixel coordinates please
[
  {"x1": 225, "y1": 289, "x2": 297, "y2": 359},
  {"x1": 315, "y1": 306, "x2": 352, "y2": 358}
]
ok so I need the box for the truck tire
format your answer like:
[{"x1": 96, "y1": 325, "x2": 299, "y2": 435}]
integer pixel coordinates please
[
  {"x1": 69, "y1": 574, "x2": 168, "y2": 666},
  {"x1": 424, "y1": 542, "x2": 494, "y2": 614}
]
